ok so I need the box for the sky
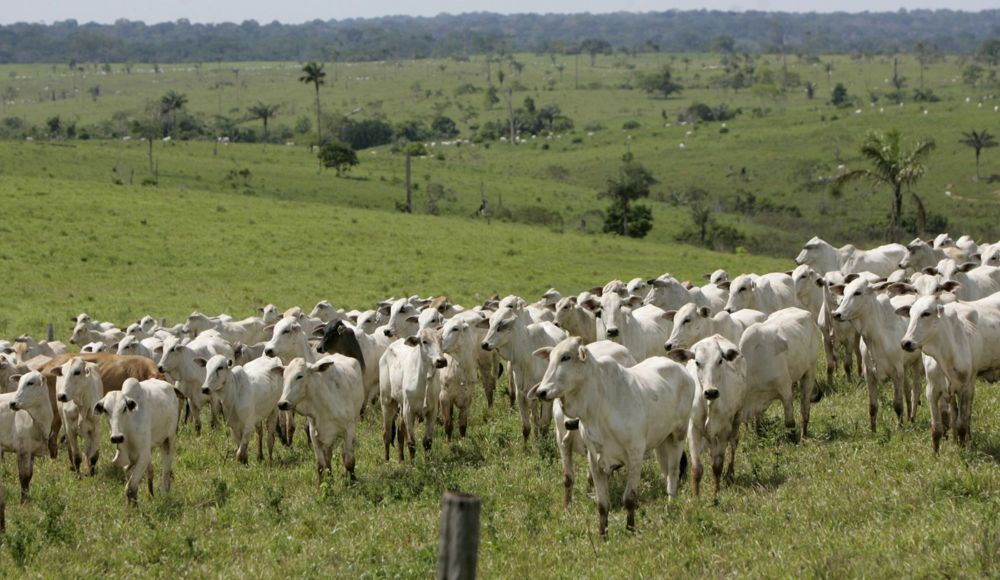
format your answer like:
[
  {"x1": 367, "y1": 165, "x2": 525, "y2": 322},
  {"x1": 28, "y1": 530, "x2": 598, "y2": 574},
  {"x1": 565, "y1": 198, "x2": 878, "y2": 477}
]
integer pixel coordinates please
[{"x1": 1, "y1": 0, "x2": 996, "y2": 25}]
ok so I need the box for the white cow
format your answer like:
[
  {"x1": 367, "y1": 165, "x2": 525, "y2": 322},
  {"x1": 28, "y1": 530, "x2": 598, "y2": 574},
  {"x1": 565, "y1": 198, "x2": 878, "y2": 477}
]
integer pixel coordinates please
[
  {"x1": 528, "y1": 337, "x2": 694, "y2": 537},
  {"x1": 898, "y1": 292, "x2": 1000, "y2": 451},
  {"x1": 309, "y1": 300, "x2": 348, "y2": 323},
  {"x1": 13, "y1": 336, "x2": 67, "y2": 363},
  {"x1": 70, "y1": 323, "x2": 124, "y2": 347},
  {"x1": 583, "y1": 291, "x2": 672, "y2": 360},
  {"x1": 80, "y1": 341, "x2": 111, "y2": 353},
  {"x1": 554, "y1": 295, "x2": 598, "y2": 344},
  {"x1": 379, "y1": 329, "x2": 448, "y2": 461},
  {"x1": 722, "y1": 273, "x2": 797, "y2": 315},
  {"x1": 0, "y1": 371, "x2": 54, "y2": 502},
  {"x1": 52, "y1": 358, "x2": 104, "y2": 476},
  {"x1": 94, "y1": 377, "x2": 179, "y2": 505},
  {"x1": 831, "y1": 277, "x2": 923, "y2": 431},
  {"x1": 667, "y1": 335, "x2": 746, "y2": 497},
  {"x1": 795, "y1": 236, "x2": 906, "y2": 276},
  {"x1": 185, "y1": 312, "x2": 268, "y2": 345},
  {"x1": 481, "y1": 299, "x2": 567, "y2": 441},
  {"x1": 664, "y1": 303, "x2": 765, "y2": 352},
  {"x1": 739, "y1": 307, "x2": 821, "y2": 441},
  {"x1": 158, "y1": 329, "x2": 233, "y2": 434},
  {"x1": 278, "y1": 355, "x2": 365, "y2": 484},
  {"x1": 199, "y1": 354, "x2": 283, "y2": 464},
  {"x1": 116, "y1": 334, "x2": 160, "y2": 360}
]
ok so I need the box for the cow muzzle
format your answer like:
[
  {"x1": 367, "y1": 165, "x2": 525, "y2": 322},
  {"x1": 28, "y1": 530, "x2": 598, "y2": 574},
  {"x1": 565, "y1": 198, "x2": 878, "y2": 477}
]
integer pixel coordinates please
[
  {"x1": 263, "y1": 347, "x2": 276, "y2": 357},
  {"x1": 110, "y1": 434, "x2": 124, "y2": 444},
  {"x1": 277, "y1": 400, "x2": 292, "y2": 411},
  {"x1": 57, "y1": 393, "x2": 69, "y2": 403},
  {"x1": 435, "y1": 358, "x2": 448, "y2": 369},
  {"x1": 901, "y1": 340, "x2": 918, "y2": 353},
  {"x1": 606, "y1": 328, "x2": 619, "y2": 338},
  {"x1": 481, "y1": 342, "x2": 493, "y2": 352},
  {"x1": 201, "y1": 388, "x2": 211, "y2": 395},
  {"x1": 832, "y1": 311, "x2": 845, "y2": 322},
  {"x1": 664, "y1": 341, "x2": 676, "y2": 352},
  {"x1": 704, "y1": 388, "x2": 720, "y2": 401},
  {"x1": 157, "y1": 365, "x2": 166, "y2": 373},
  {"x1": 724, "y1": 307, "x2": 734, "y2": 314},
  {"x1": 383, "y1": 329, "x2": 394, "y2": 337},
  {"x1": 8, "y1": 401, "x2": 19, "y2": 411}
]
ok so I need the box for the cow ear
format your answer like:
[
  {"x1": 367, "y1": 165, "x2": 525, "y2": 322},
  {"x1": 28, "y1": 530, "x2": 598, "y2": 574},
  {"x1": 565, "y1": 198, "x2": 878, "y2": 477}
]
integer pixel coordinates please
[
  {"x1": 750, "y1": 280, "x2": 757, "y2": 291},
  {"x1": 626, "y1": 296, "x2": 643, "y2": 307},
  {"x1": 405, "y1": 315, "x2": 420, "y2": 323},
  {"x1": 475, "y1": 318, "x2": 491, "y2": 329},
  {"x1": 314, "y1": 360, "x2": 335, "y2": 372},
  {"x1": 262, "y1": 324, "x2": 275, "y2": 335},
  {"x1": 773, "y1": 337, "x2": 788, "y2": 355},
  {"x1": 193, "y1": 357, "x2": 207, "y2": 368},
  {"x1": 577, "y1": 345, "x2": 588, "y2": 361},
  {"x1": 784, "y1": 270, "x2": 793, "y2": 276},
  {"x1": 125, "y1": 398, "x2": 138, "y2": 412},
  {"x1": 649, "y1": 278, "x2": 669, "y2": 288},
  {"x1": 663, "y1": 310, "x2": 677, "y2": 321},
  {"x1": 51, "y1": 366, "x2": 63, "y2": 377},
  {"x1": 227, "y1": 359, "x2": 234, "y2": 368},
  {"x1": 958, "y1": 261, "x2": 978, "y2": 273},
  {"x1": 922, "y1": 267, "x2": 939, "y2": 276},
  {"x1": 702, "y1": 273, "x2": 712, "y2": 280},
  {"x1": 532, "y1": 347, "x2": 552, "y2": 360},
  {"x1": 939, "y1": 281, "x2": 961, "y2": 293},
  {"x1": 894, "y1": 306, "x2": 912, "y2": 318},
  {"x1": 666, "y1": 349, "x2": 694, "y2": 363},
  {"x1": 9, "y1": 374, "x2": 22, "y2": 386},
  {"x1": 311, "y1": 326, "x2": 327, "y2": 338},
  {"x1": 698, "y1": 306, "x2": 711, "y2": 318},
  {"x1": 723, "y1": 348, "x2": 740, "y2": 362},
  {"x1": 270, "y1": 364, "x2": 284, "y2": 375},
  {"x1": 588, "y1": 286, "x2": 604, "y2": 297},
  {"x1": 814, "y1": 277, "x2": 826, "y2": 288},
  {"x1": 404, "y1": 335, "x2": 420, "y2": 347},
  {"x1": 831, "y1": 284, "x2": 846, "y2": 296},
  {"x1": 887, "y1": 283, "x2": 916, "y2": 296},
  {"x1": 581, "y1": 298, "x2": 601, "y2": 311},
  {"x1": 93, "y1": 401, "x2": 106, "y2": 414},
  {"x1": 717, "y1": 281, "x2": 731, "y2": 290},
  {"x1": 844, "y1": 273, "x2": 860, "y2": 283}
]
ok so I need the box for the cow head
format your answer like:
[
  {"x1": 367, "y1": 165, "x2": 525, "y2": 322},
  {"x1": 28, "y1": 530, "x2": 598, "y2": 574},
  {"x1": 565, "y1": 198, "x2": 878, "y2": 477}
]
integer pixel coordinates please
[{"x1": 527, "y1": 337, "x2": 589, "y2": 402}]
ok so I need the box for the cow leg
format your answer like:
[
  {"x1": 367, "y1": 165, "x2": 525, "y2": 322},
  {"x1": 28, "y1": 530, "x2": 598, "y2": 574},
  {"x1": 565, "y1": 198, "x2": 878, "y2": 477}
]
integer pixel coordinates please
[
  {"x1": 342, "y1": 423, "x2": 357, "y2": 483},
  {"x1": 658, "y1": 439, "x2": 685, "y2": 498},
  {"x1": 84, "y1": 421, "x2": 100, "y2": 476},
  {"x1": 237, "y1": 426, "x2": 251, "y2": 465},
  {"x1": 403, "y1": 405, "x2": 418, "y2": 461},
  {"x1": 586, "y1": 451, "x2": 610, "y2": 539},
  {"x1": 423, "y1": 401, "x2": 436, "y2": 455},
  {"x1": 891, "y1": 368, "x2": 906, "y2": 427},
  {"x1": 255, "y1": 423, "x2": 264, "y2": 463},
  {"x1": 711, "y1": 442, "x2": 726, "y2": 498},
  {"x1": 687, "y1": 430, "x2": 706, "y2": 497},
  {"x1": 799, "y1": 368, "x2": 815, "y2": 441},
  {"x1": 536, "y1": 400, "x2": 552, "y2": 440},
  {"x1": 441, "y1": 396, "x2": 454, "y2": 441},
  {"x1": 458, "y1": 400, "x2": 470, "y2": 438},
  {"x1": 957, "y1": 380, "x2": 975, "y2": 446},
  {"x1": 865, "y1": 367, "x2": 880, "y2": 433},
  {"x1": 16, "y1": 451, "x2": 32, "y2": 504},
  {"x1": 514, "y1": 379, "x2": 532, "y2": 443},
  {"x1": 622, "y1": 450, "x2": 644, "y2": 533},
  {"x1": 127, "y1": 454, "x2": 150, "y2": 506},
  {"x1": 191, "y1": 401, "x2": 203, "y2": 436},
  {"x1": 146, "y1": 463, "x2": 154, "y2": 497},
  {"x1": 847, "y1": 332, "x2": 862, "y2": 381},
  {"x1": 160, "y1": 437, "x2": 174, "y2": 494},
  {"x1": 265, "y1": 412, "x2": 278, "y2": 464},
  {"x1": 556, "y1": 427, "x2": 574, "y2": 507},
  {"x1": 396, "y1": 418, "x2": 406, "y2": 462},
  {"x1": 64, "y1": 420, "x2": 81, "y2": 476},
  {"x1": 823, "y1": 331, "x2": 838, "y2": 386},
  {"x1": 381, "y1": 401, "x2": 398, "y2": 462},
  {"x1": 507, "y1": 365, "x2": 517, "y2": 409}
]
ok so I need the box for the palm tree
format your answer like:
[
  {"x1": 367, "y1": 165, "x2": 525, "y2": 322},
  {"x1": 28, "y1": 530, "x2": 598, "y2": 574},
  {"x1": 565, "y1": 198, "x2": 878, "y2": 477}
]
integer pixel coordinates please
[
  {"x1": 247, "y1": 102, "x2": 280, "y2": 140},
  {"x1": 834, "y1": 129, "x2": 935, "y2": 241},
  {"x1": 959, "y1": 129, "x2": 998, "y2": 181},
  {"x1": 299, "y1": 62, "x2": 326, "y2": 144},
  {"x1": 159, "y1": 90, "x2": 188, "y2": 137}
]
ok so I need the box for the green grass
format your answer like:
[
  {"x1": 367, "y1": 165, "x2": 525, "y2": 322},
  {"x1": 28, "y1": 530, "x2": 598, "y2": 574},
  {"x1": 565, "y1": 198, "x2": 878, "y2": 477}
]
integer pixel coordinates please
[{"x1": 3, "y1": 53, "x2": 1000, "y2": 255}]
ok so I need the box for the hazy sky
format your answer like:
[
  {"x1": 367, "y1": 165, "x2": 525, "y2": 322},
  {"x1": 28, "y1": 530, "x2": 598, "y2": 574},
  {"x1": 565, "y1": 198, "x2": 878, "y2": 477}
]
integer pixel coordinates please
[{"x1": 1, "y1": 0, "x2": 996, "y2": 25}]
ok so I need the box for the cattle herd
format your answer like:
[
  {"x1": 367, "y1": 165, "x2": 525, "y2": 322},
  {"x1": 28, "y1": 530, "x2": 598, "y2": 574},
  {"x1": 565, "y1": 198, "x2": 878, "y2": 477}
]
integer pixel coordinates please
[{"x1": 1, "y1": 232, "x2": 999, "y2": 537}]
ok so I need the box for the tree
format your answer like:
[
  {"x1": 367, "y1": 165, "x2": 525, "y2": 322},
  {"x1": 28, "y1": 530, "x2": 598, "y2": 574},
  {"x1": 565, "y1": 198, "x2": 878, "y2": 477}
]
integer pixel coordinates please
[
  {"x1": 600, "y1": 158, "x2": 656, "y2": 237},
  {"x1": 159, "y1": 90, "x2": 187, "y2": 137},
  {"x1": 318, "y1": 141, "x2": 358, "y2": 176},
  {"x1": 959, "y1": 129, "x2": 998, "y2": 181},
  {"x1": 247, "y1": 102, "x2": 280, "y2": 139},
  {"x1": 977, "y1": 37, "x2": 1000, "y2": 66},
  {"x1": 299, "y1": 61, "x2": 326, "y2": 144},
  {"x1": 833, "y1": 129, "x2": 935, "y2": 240},
  {"x1": 637, "y1": 66, "x2": 683, "y2": 99},
  {"x1": 710, "y1": 36, "x2": 736, "y2": 54},
  {"x1": 579, "y1": 39, "x2": 612, "y2": 66},
  {"x1": 805, "y1": 82, "x2": 816, "y2": 100},
  {"x1": 830, "y1": 83, "x2": 849, "y2": 107}
]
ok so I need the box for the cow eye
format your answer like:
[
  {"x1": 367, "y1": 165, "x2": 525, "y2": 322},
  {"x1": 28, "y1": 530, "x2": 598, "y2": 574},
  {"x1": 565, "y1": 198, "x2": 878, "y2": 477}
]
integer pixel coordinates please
[
  {"x1": 717, "y1": 359, "x2": 723, "y2": 366},
  {"x1": 695, "y1": 361, "x2": 702, "y2": 368},
  {"x1": 682, "y1": 318, "x2": 690, "y2": 325},
  {"x1": 739, "y1": 288, "x2": 746, "y2": 293},
  {"x1": 560, "y1": 354, "x2": 571, "y2": 362},
  {"x1": 73, "y1": 370, "x2": 81, "y2": 376},
  {"x1": 282, "y1": 329, "x2": 289, "y2": 334},
  {"x1": 921, "y1": 311, "x2": 931, "y2": 318},
  {"x1": 296, "y1": 374, "x2": 304, "y2": 380}
]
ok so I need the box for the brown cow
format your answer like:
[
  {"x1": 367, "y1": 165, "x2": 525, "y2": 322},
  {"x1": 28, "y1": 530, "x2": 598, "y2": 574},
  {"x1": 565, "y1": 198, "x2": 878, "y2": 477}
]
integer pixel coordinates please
[{"x1": 38, "y1": 353, "x2": 163, "y2": 459}]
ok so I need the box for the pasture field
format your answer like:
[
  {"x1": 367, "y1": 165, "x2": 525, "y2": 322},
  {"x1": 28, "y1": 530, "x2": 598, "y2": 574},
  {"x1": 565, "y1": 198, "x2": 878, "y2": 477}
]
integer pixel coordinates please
[
  {"x1": 0, "y1": 176, "x2": 997, "y2": 576},
  {"x1": 2, "y1": 53, "x2": 1000, "y2": 255}
]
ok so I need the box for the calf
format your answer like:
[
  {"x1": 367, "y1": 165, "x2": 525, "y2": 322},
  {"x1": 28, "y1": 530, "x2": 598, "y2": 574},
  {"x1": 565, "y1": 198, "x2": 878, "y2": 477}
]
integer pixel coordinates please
[
  {"x1": 583, "y1": 291, "x2": 673, "y2": 360},
  {"x1": 0, "y1": 372, "x2": 53, "y2": 502},
  {"x1": 186, "y1": 311, "x2": 267, "y2": 345},
  {"x1": 278, "y1": 355, "x2": 365, "y2": 484},
  {"x1": 379, "y1": 329, "x2": 448, "y2": 461},
  {"x1": 739, "y1": 307, "x2": 821, "y2": 441},
  {"x1": 315, "y1": 319, "x2": 391, "y2": 406},
  {"x1": 481, "y1": 299, "x2": 566, "y2": 441},
  {"x1": 69, "y1": 323, "x2": 124, "y2": 347},
  {"x1": 13, "y1": 336, "x2": 67, "y2": 362},
  {"x1": 199, "y1": 354, "x2": 283, "y2": 464},
  {"x1": 795, "y1": 236, "x2": 906, "y2": 277},
  {"x1": 309, "y1": 300, "x2": 348, "y2": 323},
  {"x1": 898, "y1": 292, "x2": 1000, "y2": 450},
  {"x1": 528, "y1": 337, "x2": 694, "y2": 537},
  {"x1": 95, "y1": 378, "x2": 179, "y2": 505},
  {"x1": 667, "y1": 335, "x2": 746, "y2": 497},
  {"x1": 157, "y1": 330, "x2": 233, "y2": 433},
  {"x1": 116, "y1": 334, "x2": 159, "y2": 360},
  {"x1": 81, "y1": 341, "x2": 110, "y2": 353},
  {"x1": 664, "y1": 303, "x2": 765, "y2": 351},
  {"x1": 52, "y1": 358, "x2": 104, "y2": 475},
  {"x1": 832, "y1": 278, "x2": 922, "y2": 431},
  {"x1": 554, "y1": 295, "x2": 598, "y2": 344}
]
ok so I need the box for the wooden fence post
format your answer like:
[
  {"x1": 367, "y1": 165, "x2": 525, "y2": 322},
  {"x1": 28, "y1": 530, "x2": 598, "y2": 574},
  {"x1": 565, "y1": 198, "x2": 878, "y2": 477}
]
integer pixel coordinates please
[
  {"x1": 46, "y1": 323, "x2": 54, "y2": 342},
  {"x1": 436, "y1": 491, "x2": 481, "y2": 580}
]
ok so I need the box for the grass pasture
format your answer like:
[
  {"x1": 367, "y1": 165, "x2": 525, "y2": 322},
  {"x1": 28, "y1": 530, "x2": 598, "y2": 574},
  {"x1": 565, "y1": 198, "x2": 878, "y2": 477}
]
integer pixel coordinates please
[{"x1": 0, "y1": 173, "x2": 996, "y2": 576}]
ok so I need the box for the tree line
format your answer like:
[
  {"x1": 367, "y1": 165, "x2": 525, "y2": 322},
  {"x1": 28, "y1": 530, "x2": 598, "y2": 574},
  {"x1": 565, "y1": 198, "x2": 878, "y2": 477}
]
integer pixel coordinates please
[{"x1": 1, "y1": 10, "x2": 999, "y2": 64}]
